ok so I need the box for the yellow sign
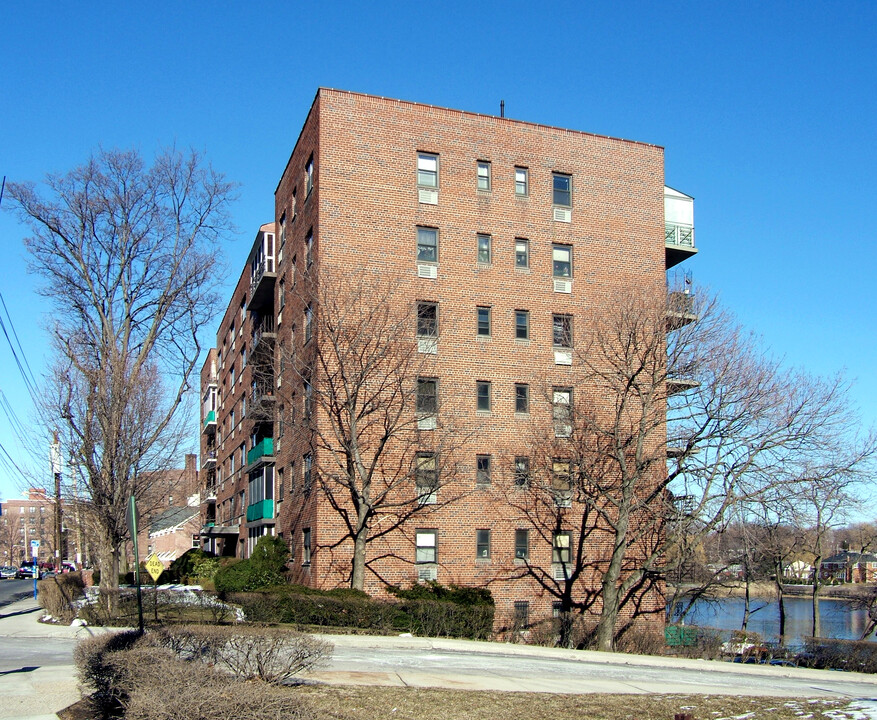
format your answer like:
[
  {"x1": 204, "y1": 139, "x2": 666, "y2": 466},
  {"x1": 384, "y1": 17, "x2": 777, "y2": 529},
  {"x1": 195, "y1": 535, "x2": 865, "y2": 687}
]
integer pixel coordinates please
[{"x1": 144, "y1": 554, "x2": 164, "y2": 582}]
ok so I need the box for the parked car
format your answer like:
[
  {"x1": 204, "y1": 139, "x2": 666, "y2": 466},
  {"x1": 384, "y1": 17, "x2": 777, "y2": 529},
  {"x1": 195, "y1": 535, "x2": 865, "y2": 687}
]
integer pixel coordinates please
[
  {"x1": 59, "y1": 562, "x2": 77, "y2": 573},
  {"x1": 16, "y1": 562, "x2": 40, "y2": 579},
  {"x1": 0, "y1": 565, "x2": 17, "y2": 579}
]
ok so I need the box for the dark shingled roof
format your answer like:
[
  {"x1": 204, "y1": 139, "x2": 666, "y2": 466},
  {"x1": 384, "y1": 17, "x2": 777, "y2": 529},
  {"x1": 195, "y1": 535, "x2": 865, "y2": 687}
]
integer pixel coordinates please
[
  {"x1": 149, "y1": 506, "x2": 198, "y2": 534},
  {"x1": 822, "y1": 550, "x2": 877, "y2": 565}
]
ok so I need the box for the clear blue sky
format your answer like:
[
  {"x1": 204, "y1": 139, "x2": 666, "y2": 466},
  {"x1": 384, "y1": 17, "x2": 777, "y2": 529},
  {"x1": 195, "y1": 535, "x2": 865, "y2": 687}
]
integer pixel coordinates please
[{"x1": 1, "y1": 2, "x2": 875, "y2": 502}]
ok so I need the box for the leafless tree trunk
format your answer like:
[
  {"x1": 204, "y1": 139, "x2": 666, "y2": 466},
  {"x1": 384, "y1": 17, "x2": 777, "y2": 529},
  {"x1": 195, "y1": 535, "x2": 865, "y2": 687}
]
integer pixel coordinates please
[
  {"x1": 7, "y1": 148, "x2": 234, "y2": 613},
  {"x1": 278, "y1": 268, "x2": 469, "y2": 591}
]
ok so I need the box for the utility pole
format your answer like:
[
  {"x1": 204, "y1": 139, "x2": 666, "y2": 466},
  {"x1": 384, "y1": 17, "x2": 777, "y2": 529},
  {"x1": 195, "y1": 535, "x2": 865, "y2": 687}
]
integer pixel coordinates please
[{"x1": 50, "y1": 433, "x2": 63, "y2": 569}]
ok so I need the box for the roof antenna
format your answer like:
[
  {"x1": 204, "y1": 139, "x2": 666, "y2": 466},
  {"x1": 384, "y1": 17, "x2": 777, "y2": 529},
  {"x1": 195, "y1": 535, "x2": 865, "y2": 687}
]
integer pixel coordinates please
[{"x1": 500, "y1": 100, "x2": 505, "y2": 118}]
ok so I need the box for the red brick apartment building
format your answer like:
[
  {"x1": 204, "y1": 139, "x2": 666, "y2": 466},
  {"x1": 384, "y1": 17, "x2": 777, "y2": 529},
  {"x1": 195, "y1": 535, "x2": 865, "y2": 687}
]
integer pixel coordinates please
[{"x1": 199, "y1": 89, "x2": 697, "y2": 629}]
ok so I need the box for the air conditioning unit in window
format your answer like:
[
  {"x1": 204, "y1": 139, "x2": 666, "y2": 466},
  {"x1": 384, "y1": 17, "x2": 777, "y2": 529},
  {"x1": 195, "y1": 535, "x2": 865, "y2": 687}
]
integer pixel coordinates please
[
  {"x1": 419, "y1": 189, "x2": 438, "y2": 205},
  {"x1": 418, "y1": 264, "x2": 438, "y2": 279},
  {"x1": 553, "y1": 207, "x2": 571, "y2": 223},
  {"x1": 418, "y1": 415, "x2": 437, "y2": 431},
  {"x1": 554, "y1": 279, "x2": 572, "y2": 293},
  {"x1": 554, "y1": 349, "x2": 573, "y2": 366},
  {"x1": 552, "y1": 564, "x2": 570, "y2": 581},
  {"x1": 554, "y1": 423, "x2": 572, "y2": 438},
  {"x1": 418, "y1": 565, "x2": 437, "y2": 581},
  {"x1": 417, "y1": 489, "x2": 437, "y2": 505},
  {"x1": 417, "y1": 338, "x2": 438, "y2": 354}
]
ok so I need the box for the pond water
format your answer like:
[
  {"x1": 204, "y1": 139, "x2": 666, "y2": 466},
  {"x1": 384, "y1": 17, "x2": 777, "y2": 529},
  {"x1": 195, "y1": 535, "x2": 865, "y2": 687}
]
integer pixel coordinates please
[{"x1": 671, "y1": 595, "x2": 874, "y2": 646}]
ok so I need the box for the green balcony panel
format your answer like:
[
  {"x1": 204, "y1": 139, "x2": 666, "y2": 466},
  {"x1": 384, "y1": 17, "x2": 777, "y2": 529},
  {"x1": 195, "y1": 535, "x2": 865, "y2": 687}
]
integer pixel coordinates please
[
  {"x1": 203, "y1": 410, "x2": 216, "y2": 427},
  {"x1": 247, "y1": 437, "x2": 274, "y2": 466},
  {"x1": 246, "y1": 499, "x2": 274, "y2": 522}
]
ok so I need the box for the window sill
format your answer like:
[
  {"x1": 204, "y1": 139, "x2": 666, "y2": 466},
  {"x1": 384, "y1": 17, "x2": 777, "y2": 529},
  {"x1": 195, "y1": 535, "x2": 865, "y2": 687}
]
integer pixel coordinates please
[
  {"x1": 476, "y1": 334, "x2": 491, "y2": 341},
  {"x1": 476, "y1": 410, "x2": 492, "y2": 417},
  {"x1": 475, "y1": 558, "x2": 491, "y2": 565},
  {"x1": 515, "y1": 412, "x2": 530, "y2": 419}
]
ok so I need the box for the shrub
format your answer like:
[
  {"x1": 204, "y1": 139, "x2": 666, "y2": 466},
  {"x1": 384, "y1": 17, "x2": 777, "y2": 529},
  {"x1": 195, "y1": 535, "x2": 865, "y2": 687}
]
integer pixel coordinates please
[
  {"x1": 227, "y1": 583, "x2": 495, "y2": 640},
  {"x1": 76, "y1": 633, "x2": 315, "y2": 720},
  {"x1": 158, "y1": 548, "x2": 218, "y2": 584},
  {"x1": 615, "y1": 622, "x2": 667, "y2": 656},
  {"x1": 800, "y1": 637, "x2": 877, "y2": 673},
  {"x1": 214, "y1": 559, "x2": 286, "y2": 593},
  {"x1": 74, "y1": 630, "x2": 143, "y2": 715},
  {"x1": 249, "y1": 535, "x2": 289, "y2": 574},
  {"x1": 145, "y1": 624, "x2": 331, "y2": 684},
  {"x1": 38, "y1": 572, "x2": 85, "y2": 623}
]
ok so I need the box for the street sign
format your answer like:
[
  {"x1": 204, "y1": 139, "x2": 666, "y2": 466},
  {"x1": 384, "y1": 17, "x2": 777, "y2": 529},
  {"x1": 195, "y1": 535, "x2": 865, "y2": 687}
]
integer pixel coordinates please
[
  {"x1": 144, "y1": 554, "x2": 164, "y2": 582},
  {"x1": 30, "y1": 539, "x2": 40, "y2": 558}
]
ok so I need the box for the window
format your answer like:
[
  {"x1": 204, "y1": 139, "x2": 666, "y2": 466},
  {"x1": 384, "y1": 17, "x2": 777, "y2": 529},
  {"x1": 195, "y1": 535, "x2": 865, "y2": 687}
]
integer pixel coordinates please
[
  {"x1": 553, "y1": 314, "x2": 572, "y2": 348},
  {"x1": 303, "y1": 453, "x2": 313, "y2": 493},
  {"x1": 513, "y1": 600, "x2": 529, "y2": 627},
  {"x1": 292, "y1": 188, "x2": 297, "y2": 219},
  {"x1": 552, "y1": 245, "x2": 572, "y2": 278},
  {"x1": 304, "y1": 379, "x2": 312, "y2": 419},
  {"x1": 304, "y1": 304, "x2": 313, "y2": 342},
  {"x1": 306, "y1": 230, "x2": 314, "y2": 267},
  {"x1": 278, "y1": 468, "x2": 284, "y2": 502},
  {"x1": 416, "y1": 377, "x2": 438, "y2": 415},
  {"x1": 515, "y1": 529, "x2": 529, "y2": 559},
  {"x1": 477, "y1": 161, "x2": 491, "y2": 191},
  {"x1": 305, "y1": 156, "x2": 314, "y2": 196},
  {"x1": 515, "y1": 310, "x2": 529, "y2": 340},
  {"x1": 476, "y1": 529, "x2": 491, "y2": 559},
  {"x1": 515, "y1": 239, "x2": 529, "y2": 268},
  {"x1": 514, "y1": 456, "x2": 531, "y2": 487},
  {"x1": 553, "y1": 387, "x2": 572, "y2": 437},
  {"x1": 278, "y1": 279, "x2": 285, "y2": 309},
  {"x1": 415, "y1": 452, "x2": 437, "y2": 504},
  {"x1": 552, "y1": 459, "x2": 572, "y2": 506},
  {"x1": 552, "y1": 531, "x2": 572, "y2": 564},
  {"x1": 416, "y1": 302, "x2": 438, "y2": 337},
  {"x1": 417, "y1": 227, "x2": 438, "y2": 263},
  {"x1": 279, "y1": 213, "x2": 286, "y2": 258},
  {"x1": 514, "y1": 384, "x2": 529, "y2": 414},
  {"x1": 476, "y1": 381, "x2": 491, "y2": 412},
  {"x1": 417, "y1": 153, "x2": 438, "y2": 188},
  {"x1": 476, "y1": 455, "x2": 491, "y2": 485},
  {"x1": 476, "y1": 306, "x2": 491, "y2": 336},
  {"x1": 416, "y1": 529, "x2": 437, "y2": 563},
  {"x1": 515, "y1": 166, "x2": 528, "y2": 196},
  {"x1": 477, "y1": 234, "x2": 492, "y2": 264},
  {"x1": 552, "y1": 172, "x2": 571, "y2": 207},
  {"x1": 290, "y1": 255, "x2": 297, "y2": 287},
  {"x1": 302, "y1": 528, "x2": 311, "y2": 564}
]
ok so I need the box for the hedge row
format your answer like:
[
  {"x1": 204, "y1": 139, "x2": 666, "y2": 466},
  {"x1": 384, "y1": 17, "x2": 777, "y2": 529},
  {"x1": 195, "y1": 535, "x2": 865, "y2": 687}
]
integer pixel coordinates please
[{"x1": 226, "y1": 583, "x2": 495, "y2": 640}]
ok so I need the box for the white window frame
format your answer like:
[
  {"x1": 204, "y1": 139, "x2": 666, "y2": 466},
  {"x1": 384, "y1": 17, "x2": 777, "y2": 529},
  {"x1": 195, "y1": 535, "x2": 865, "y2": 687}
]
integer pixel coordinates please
[
  {"x1": 515, "y1": 166, "x2": 529, "y2": 196},
  {"x1": 417, "y1": 153, "x2": 438, "y2": 188},
  {"x1": 477, "y1": 234, "x2": 492, "y2": 264},
  {"x1": 515, "y1": 238, "x2": 529, "y2": 268},
  {"x1": 477, "y1": 161, "x2": 491, "y2": 191},
  {"x1": 416, "y1": 529, "x2": 437, "y2": 563}
]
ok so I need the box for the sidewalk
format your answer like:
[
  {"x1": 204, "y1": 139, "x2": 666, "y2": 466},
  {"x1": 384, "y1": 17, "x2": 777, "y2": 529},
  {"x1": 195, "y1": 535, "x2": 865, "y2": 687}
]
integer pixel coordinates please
[{"x1": 0, "y1": 595, "x2": 111, "y2": 720}]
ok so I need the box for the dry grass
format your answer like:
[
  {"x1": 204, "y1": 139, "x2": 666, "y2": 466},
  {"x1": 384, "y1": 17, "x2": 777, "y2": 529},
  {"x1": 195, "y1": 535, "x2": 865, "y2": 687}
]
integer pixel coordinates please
[{"x1": 293, "y1": 686, "x2": 861, "y2": 720}]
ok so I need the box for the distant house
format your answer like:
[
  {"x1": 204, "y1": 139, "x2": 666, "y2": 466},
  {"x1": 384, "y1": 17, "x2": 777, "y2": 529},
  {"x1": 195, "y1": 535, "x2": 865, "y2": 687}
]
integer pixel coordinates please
[
  {"x1": 144, "y1": 505, "x2": 201, "y2": 567},
  {"x1": 819, "y1": 551, "x2": 877, "y2": 583},
  {"x1": 783, "y1": 560, "x2": 813, "y2": 580}
]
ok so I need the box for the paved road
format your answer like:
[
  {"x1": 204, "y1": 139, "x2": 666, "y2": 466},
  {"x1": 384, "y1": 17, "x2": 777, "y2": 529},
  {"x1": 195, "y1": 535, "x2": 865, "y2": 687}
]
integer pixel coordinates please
[
  {"x1": 314, "y1": 635, "x2": 877, "y2": 697},
  {"x1": 0, "y1": 578, "x2": 35, "y2": 605}
]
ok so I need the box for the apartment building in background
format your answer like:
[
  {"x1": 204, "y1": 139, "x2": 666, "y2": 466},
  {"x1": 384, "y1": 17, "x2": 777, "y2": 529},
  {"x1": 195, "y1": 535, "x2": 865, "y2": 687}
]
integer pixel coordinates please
[{"x1": 199, "y1": 89, "x2": 698, "y2": 629}]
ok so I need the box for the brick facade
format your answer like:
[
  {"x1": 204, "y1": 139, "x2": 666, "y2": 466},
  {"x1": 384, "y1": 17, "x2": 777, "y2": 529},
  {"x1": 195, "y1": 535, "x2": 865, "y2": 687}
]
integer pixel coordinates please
[{"x1": 199, "y1": 89, "x2": 695, "y2": 631}]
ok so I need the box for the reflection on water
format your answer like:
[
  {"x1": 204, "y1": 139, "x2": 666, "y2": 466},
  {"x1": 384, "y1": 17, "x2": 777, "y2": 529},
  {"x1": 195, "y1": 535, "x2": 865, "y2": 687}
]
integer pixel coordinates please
[{"x1": 671, "y1": 595, "x2": 874, "y2": 645}]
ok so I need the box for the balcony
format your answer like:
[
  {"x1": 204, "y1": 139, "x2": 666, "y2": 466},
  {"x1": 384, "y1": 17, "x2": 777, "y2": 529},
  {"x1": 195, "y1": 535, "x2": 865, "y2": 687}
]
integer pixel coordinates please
[
  {"x1": 202, "y1": 483, "x2": 217, "y2": 502},
  {"x1": 201, "y1": 449, "x2": 217, "y2": 468},
  {"x1": 202, "y1": 410, "x2": 216, "y2": 434},
  {"x1": 666, "y1": 291, "x2": 697, "y2": 330},
  {"x1": 246, "y1": 499, "x2": 274, "y2": 523},
  {"x1": 251, "y1": 382, "x2": 275, "y2": 407},
  {"x1": 666, "y1": 375, "x2": 700, "y2": 396},
  {"x1": 247, "y1": 437, "x2": 274, "y2": 467},
  {"x1": 251, "y1": 315, "x2": 276, "y2": 352},
  {"x1": 664, "y1": 187, "x2": 698, "y2": 269}
]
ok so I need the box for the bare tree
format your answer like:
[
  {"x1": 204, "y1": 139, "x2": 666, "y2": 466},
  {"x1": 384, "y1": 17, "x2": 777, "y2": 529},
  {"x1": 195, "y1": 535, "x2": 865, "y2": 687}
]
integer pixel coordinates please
[
  {"x1": 6, "y1": 148, "x2": 234, "y2": 611},
  {"x1": 507, "y1": 283, "x2": 875, "y2": 651},
  {"x1": 278, "y1": 269, "x2": 468, "y2": 591},
  {"x1": 0, "y1": 511, "x2": 24, "y2": 566}
]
